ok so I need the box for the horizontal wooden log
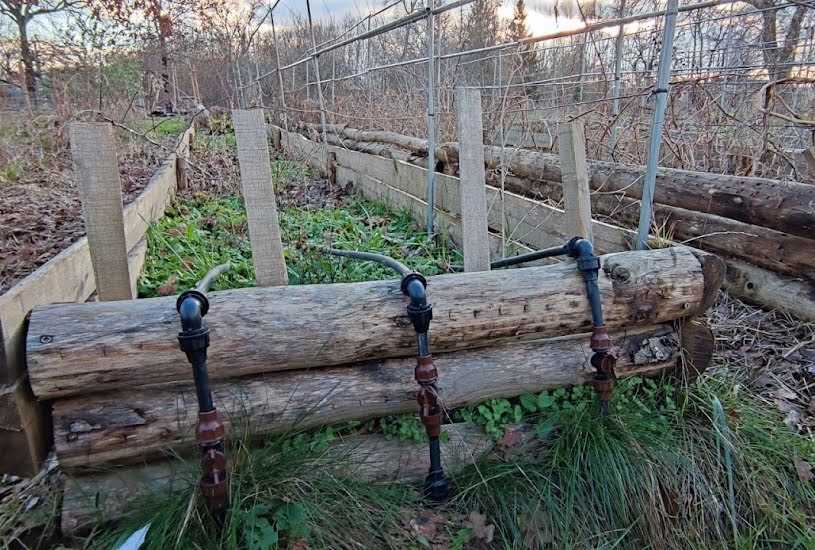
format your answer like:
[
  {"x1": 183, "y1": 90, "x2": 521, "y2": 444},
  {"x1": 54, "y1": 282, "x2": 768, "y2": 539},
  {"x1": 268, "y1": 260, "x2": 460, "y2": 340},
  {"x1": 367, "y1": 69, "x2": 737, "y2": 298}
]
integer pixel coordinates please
[
  {"x1": 61, "y1": 422, "x2": 493, "y2": 534},
  {"x1": 467, "y1": 145, "x2": 815, "y2": 240},
  {"x1": 493, "y1": 173, "x2": 815, "y2": 282},
  {"x1": 290, "y1": 128, "x2": 815, "y2": 320},
  {"x1": 52, "y1": 324, "x2": 688, "y2": 469},
  {"x1": 723, "y1": 258, "x2": 815, "y2": 320},
  {"x1": 301, "y1": 125, "x2": 814, "y2": 238},
  {"x1": 325, "y1": 135, "x2": 813, "y2": 287},
  {"x1": 301, "y1": 123, "x2": 431, "y2": 157},
  {"x1": 27, "y1": 247, "x2": 705, "y2": 400}
]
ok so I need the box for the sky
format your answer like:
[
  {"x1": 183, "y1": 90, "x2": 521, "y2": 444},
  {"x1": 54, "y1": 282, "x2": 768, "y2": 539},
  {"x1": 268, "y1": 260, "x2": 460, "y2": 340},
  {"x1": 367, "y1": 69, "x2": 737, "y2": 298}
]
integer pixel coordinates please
[{"x1": 273, "y1": 0, "x2": 595, "y2": 35}]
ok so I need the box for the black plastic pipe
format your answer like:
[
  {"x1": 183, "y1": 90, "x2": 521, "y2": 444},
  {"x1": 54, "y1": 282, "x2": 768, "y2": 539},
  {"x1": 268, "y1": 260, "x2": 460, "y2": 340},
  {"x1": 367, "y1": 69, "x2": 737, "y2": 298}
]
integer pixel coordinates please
[
  {"x1": 178, "y1": 291, "x2": 214, "y2": 412},
  {"x1": 489, "y1": 244, "x2": 568, "y2": 269},
  {"x1": 321, "y1": 247, "x2": 411, "y2": 276},
  {"x1": 564, "y1": 238, "x2": 606, "y2": 332},
  {"x1": 318, "y1": 246, "x2": 449, "y2": 501}
]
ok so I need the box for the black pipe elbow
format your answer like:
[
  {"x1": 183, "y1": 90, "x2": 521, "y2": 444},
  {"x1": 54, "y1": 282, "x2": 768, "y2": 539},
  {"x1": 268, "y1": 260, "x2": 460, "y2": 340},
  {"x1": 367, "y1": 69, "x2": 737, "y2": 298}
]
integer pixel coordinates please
[
  {"x1": 177, "y1": 290, "x2": 209, "y2": 333},
  {"x1": 401, "y1": 273, "x2": 432, "y2": 334},
  {"x1": 565, "y1": 237, "x2": 607, "y2": 336},
  {"x1": 401, "y1": 272, "x2": 427, "y2": 306},
  {"x1": 565, "y1": 237, "x2": 600, "y2": 277}
]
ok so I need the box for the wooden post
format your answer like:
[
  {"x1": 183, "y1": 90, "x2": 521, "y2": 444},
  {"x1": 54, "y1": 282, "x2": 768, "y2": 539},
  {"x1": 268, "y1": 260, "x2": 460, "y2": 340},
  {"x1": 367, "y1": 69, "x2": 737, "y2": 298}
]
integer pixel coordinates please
[
  {"x1": 232, "y1": 109, "x2": 288, "y2": 287},
  {"x1": 455, "y1": 87, "x2": 490, "y2": 272},
  {"x1": 559, "y1": 122, "x2": 594, "y2": 243},
  {"x1": 175, "y1": 138, "x2": 189, "y2": 192},
  {"x1": 70, "y1": 123, "x2": 133, "y2": 301}
]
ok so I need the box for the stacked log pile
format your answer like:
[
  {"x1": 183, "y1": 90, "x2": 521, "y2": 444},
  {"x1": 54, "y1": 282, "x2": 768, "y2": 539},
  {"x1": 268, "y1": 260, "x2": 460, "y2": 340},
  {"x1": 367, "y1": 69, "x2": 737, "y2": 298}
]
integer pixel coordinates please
[
  {"x1": 297, "y1": 123, "x2": 815, "y2": 320},
  {"x1": 24, "y1": 248, "x2": 721, "y2": 531}
]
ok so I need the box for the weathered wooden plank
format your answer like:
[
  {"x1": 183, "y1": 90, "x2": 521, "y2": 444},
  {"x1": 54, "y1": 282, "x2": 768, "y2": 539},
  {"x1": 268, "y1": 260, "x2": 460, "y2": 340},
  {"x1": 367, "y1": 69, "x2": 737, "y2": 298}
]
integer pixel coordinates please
[
  {"x1": 331, "y1": 145, "x2": 630, "y2": 254},
  {"x1": 52, "y1": 324, "x2": 683, "y2": 468},
  {"x1": 455, "y1": 88, "x2": 491, "y2": 272},
  {"x1": 339, "y1": 167, "x2": 535, "y2": 264},
  {"x1": 558, "y1": 123, "x2": 593, "y2": 242},
  {"x1": 233, "y1": 110, "x2": 288, "y2": 287},
  {"x1": 0, "y1": 127, "x2": 192, "y2": 384},
  {"x1": 27, "y1": 247, "x2": 705, "y2": 400},
  {"x1": 300, "y1": 125, "x2": 815, "y2": 239},
  {"x1": 0, "y1": 377, "x2": 49, "y2": 477},
  {"x1": 70, "y1": 123, "x2": 132, "y2": 301}
]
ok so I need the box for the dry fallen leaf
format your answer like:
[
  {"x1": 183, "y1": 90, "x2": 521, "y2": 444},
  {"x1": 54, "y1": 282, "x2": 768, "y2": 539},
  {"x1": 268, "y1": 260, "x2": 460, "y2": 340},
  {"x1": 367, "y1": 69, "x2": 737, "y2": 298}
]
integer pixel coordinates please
[
  {"x1": 158, "y1": 275, "x2": 178, "y2": 296},
  {"x1": 464, "y1": 511, "x2": 494, "y2": 544},
  {"x1": 498, "y1": 426, "x2": 524, "y2": 449},
  {"x1": 794, "y1": 457, "x2": 814, "y2": 482},
  {"x1": 406, "y1": 510, "x2": 446, "y2": 541}
]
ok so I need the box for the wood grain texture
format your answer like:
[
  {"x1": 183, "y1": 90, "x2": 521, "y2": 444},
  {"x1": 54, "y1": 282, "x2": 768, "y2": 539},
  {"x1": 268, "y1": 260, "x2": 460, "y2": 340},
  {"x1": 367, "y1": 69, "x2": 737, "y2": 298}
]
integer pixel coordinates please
[
  {"x1": 455, "y1": 88, "x2": 491, "y2": 271},
  {"x1": 723, "y1": 258, "x2": 815, "y2": 320},
  {"x1": 468, "y1": 146, "x2": 815, "y2": 240},
  {"x1": 0, "y1": 377, "x2": 49, "y2": 476},
  {"x1": 558, "y1": 123, "x2": 594, "y2": 243},
  {"x1": 61, "y1": 422, "x2": 492, "y2": 534},
  {"x1": 297, "y1": 126, "x2": 814, "y2": 239},
  {"x1": 340, "y1": 166, "x2": 536, "y2": 264},
  {"x1": 233, "y1": 109, "x2": 288, "y2": 287},
  {"x1": 330, "y1": 144, "x2": 630, "y2": 255},
  {"x1": 0, "y1": 127, "x2": 191, "y2": 383},
  {"x1": 52, "y1": 324, "x2": 682, "y2": 468},
  {"x1": 293, "y1": 133, "x2": 814, "y2": 286},
  {"x1": 27, "y1": 247, "x2": 704, "y2": 400},
  {"x1": 70, "y1": 123, "x2": 132, "y2": 301}
]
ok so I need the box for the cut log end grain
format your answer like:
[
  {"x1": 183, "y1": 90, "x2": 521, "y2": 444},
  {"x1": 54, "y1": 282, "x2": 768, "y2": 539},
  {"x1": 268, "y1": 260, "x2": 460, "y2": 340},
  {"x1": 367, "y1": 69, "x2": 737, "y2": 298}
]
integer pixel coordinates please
[
  {"x1": 27, "y1": 247, "x2": 708, "y2": 400},
  {"x1": 51, "y1": 323, "x2": 696, "y2": 470}
]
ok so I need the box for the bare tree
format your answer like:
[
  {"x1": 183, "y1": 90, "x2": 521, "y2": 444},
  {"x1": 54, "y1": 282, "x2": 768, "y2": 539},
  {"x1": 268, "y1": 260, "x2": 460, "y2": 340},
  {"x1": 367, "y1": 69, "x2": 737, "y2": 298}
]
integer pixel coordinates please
[
  {"x1": 745, "y1": 0, "x2": 808, "y2": 80},
  {"x1": 0, "y1": 0, "x2": 83, "y2": 104}
]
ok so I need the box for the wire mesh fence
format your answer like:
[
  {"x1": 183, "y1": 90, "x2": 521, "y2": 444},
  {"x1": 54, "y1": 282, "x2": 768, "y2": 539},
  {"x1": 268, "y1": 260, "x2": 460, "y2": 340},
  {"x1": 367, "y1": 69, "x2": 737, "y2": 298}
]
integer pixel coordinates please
[{"x1": 219, "y1": 0, "x2": 815, "y2": 182}]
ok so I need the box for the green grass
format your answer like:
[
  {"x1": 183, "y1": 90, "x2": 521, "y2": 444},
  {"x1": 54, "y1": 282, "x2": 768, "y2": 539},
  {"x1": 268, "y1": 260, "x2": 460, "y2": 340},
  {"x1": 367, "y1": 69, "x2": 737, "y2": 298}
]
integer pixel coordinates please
[
  {"x1": 131, "y1": 116, "x2": 189, "y2": 141},
  {"x1": 452, "y1": 378, "x2": 815, "y2": 549},
  {"x1": 118, "y1": 158, "x2": 815, "y2": 549},
  {"x1": 89, "y1": 430, "x2": 420, "y2": 550},
  {"x1": 138, "y1": 185, "x2": 459, "y2": 297}
]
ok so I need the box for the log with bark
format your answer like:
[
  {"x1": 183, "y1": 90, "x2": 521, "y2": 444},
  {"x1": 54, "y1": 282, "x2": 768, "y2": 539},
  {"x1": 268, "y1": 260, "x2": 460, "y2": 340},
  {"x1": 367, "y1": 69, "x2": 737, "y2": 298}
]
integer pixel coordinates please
[
  {"x1": 297, "y1": 130, "x2": 815, "y2": 281},
  {"x1": 61, "y1": 422, "x2": 494, "y2": 534},
  {"x1": 299, "y1": 125, "x2": 815, "y2": 239},
  {"x1": 448, "y1": 144, "x2": 815, "y2": 239},
  {"x1": 27, "y1": 248, "x2": 709, "y2": 400},
  {"x1": 488, "y1": 173, "x2": 815, "y2": 282},
  {"x1": 51, "y1": 323, "x2": 704, "y2": 469}
]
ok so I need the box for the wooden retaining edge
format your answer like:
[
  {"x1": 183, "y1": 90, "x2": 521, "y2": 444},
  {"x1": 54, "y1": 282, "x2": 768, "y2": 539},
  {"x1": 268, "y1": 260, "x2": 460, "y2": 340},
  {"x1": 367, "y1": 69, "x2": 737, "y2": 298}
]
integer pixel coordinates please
[
  {"x1": 277, "y1": 129, "x2": 814, "y2": 321},
  {"x1": 298, "y1": 124, "x2": 815, "y2": 239},
  {"x1": 296, "y1": 128, "x2": 815, "y2": 284},
  {"x1": 0, "y1": 127, "x2": 194, "y2": 476},
  {"x1": 61, "y1": 422, "x2": 494, "y2": 534}
]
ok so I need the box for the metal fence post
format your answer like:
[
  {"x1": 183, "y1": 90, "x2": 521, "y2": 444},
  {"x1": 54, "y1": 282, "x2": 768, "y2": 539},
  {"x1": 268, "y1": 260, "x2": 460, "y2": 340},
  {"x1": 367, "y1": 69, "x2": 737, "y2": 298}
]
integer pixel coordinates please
[
  {"x1": 635, "y1": 0, "x2": 679, "y2": 250},
  {"x1": 426, "y1": 0, "x2": 436, "y2": 238}
]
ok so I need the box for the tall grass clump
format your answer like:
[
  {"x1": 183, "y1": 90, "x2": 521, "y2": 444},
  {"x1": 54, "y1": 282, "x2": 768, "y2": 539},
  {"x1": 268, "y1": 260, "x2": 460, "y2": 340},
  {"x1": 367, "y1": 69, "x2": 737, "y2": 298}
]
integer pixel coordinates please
[
  {"x1": 89, "y1": 428, "x2": 420, "y2": 550},
  {"x1": 452, "y1": 378, "x2": 815, "y2": 549}
]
